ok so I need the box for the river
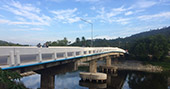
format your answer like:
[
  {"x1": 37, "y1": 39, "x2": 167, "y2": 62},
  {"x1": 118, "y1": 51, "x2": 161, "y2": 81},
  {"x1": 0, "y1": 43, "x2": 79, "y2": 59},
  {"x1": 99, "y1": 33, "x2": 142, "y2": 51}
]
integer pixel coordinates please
[{"x1": 19, "y1": 63, "x2": 170, "y2": 89}]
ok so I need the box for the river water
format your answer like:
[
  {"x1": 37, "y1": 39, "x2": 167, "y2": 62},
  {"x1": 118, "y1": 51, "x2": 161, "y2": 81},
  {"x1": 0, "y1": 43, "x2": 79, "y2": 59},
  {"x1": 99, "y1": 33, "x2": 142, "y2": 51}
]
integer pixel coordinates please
[{"x1": 19, "y1": 64, "x2": 170, "y2": 89}]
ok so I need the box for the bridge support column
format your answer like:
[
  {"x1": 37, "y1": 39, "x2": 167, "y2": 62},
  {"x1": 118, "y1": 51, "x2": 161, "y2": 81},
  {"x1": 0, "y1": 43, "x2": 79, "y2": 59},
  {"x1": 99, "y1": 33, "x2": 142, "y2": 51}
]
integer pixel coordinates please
[
  {"x1": 41, "y1": 74, "x2": 55, "y2": 89},
  {"x1": 74, "y1": 61, "x2": 78, "y2": 71},
  {"x1": 113, "y1": 56, "x2": 118, "y2": 65},
  {"x1": 89, "y1": 60, "x2": 97, "y2": 73},
  {"x1": 106, "y1": 56, "x2": 111, "y2": 66},
  {"x1": 107, "y1": 74, "x2": 112, "y2": 86}
]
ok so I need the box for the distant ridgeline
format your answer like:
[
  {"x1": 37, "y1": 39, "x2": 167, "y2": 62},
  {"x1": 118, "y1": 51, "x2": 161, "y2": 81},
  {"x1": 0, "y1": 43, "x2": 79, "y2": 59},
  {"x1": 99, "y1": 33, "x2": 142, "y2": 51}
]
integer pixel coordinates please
[
  {"x1": 71, "y1": 26, "x2": 170, "y2": 49},
  {"x1": 0, "y1": 40, "x2": 25, "y2": 46},
  {"x1": 1, "y1": 26, "x2": 170, "y2": 47}
]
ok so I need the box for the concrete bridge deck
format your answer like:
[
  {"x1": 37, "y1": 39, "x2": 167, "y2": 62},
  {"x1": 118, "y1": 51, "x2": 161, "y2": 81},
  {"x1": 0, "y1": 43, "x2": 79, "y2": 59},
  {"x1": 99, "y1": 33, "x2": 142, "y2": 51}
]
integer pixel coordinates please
[{"x1": 0, "y1": 46, "x2": 126, "y2": 71}]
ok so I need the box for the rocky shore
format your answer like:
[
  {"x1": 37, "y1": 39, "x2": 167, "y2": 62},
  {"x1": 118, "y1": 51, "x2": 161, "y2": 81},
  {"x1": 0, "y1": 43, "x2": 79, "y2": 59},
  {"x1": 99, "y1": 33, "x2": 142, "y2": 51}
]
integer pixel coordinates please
[{"x1": 110, "y1": 60, "x2": 163, "y2": 72}]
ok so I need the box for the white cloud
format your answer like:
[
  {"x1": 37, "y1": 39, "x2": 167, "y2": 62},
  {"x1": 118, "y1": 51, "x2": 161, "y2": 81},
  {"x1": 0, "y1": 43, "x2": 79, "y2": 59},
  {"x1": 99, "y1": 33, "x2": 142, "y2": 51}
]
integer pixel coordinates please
[
  {"x1": 0, "y1": 18, "x2": 49, "y2": 25},
  {"x1": 16, "y1": 17, "x2": 26, "y2": 21},
  {"x1": 97, "y1": 6, "x2": 131, "y2": 18},
  {"x1": 1, "y1": 1, "x2": 51, "y2": 26},
  {"x1": 9, "y1": 21, "x2": 49, "y2": 25},
  {"x1": 83, "y1": 14, "x2": 88, "y2": 17},
  {"x1": 0, "y1": 19, "x2": 9, "y2": 24},
  {"x1": 125, "y1": 11, "x2": 133, "y2": 15},
  {"x1": 131, "y1": 0, "x2": 157, "y2": 9},
  {"x1": 138, "y1": 12, "x2": 170, "y2": 20},
  {"x1": 10, "y1": 1, "x2": 41, "y2": 13},
  {"x1": 96, "y1": 7, "x2": 131, "y2": 25},
  {"x1": 0, "y1": 14, "x2": 4, "y2": 17},
  {"x1": 79, "y1": 24, "x2": 86, "y2": 29},
  {"x1": 112, "y1": 6, "x2": 127, "y2": 12},
  {"x1": 115, "y1": 18, "x2": 131, "y2": 25},
  {"x1": 12, "y1": 28, "x2": 44, "y2": 31},
  {"x1": 51, "y1": 8, "x2": 80, "y2": 23}
]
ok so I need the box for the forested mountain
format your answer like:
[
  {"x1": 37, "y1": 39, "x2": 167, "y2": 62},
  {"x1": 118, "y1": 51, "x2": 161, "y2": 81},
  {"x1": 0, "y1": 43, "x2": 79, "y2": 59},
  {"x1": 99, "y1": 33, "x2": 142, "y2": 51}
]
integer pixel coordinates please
[
  {"x1": 71, "y1": 26, "x2": 170, "y2": 50},
  {"x1": 0, "y1": 40, "x2": 24, "y2": 46},
  {"x1": 123, "y1": 26, "x2": 170, "y2": 43},
  {"x1": 111, "y1": 26, "x2": 170, "y2": 49}
]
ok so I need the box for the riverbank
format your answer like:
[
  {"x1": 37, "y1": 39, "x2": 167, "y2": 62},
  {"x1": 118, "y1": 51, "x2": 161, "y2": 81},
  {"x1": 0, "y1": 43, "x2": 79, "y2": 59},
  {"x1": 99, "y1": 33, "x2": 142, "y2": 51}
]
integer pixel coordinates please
[
  {"x1": 110, "y1": 60, "x2": 163, "y2": 72},
  {"x1": 144, "y1": 61, "x2": 170, "y2": 71},
  {"x1": 78, "y1": 60, "x2": 164, "y2": 72}
]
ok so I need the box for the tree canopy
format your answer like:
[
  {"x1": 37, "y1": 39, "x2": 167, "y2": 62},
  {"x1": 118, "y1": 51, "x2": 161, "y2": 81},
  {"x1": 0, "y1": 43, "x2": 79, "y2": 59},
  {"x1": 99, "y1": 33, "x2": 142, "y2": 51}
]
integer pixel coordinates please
[
  {"x1": 45, "y1": 37, "x2": 70, "y2": 46},
  {"x1": 130, "y1": 35, "x2": 169, "y2": 61}
]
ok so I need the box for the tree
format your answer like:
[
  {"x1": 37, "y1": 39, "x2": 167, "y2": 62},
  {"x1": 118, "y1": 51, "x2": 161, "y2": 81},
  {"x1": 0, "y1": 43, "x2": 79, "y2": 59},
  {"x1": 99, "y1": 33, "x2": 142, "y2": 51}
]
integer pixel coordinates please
[
  {"x1": 0, "y1": 69, "x2": 27, "y2": 89},
  {"x1": 81, "y1": 36, "x2": 86, "y2": 47},
  {"x1": 75, "y1": 37, "x2": 80, "y2": 43},
  {"x1": 130, "y1": 35, "x2": 169, "y2": 61},
  {"x1": 44, "y1": 37, "x2": 70, "y2": 46}
]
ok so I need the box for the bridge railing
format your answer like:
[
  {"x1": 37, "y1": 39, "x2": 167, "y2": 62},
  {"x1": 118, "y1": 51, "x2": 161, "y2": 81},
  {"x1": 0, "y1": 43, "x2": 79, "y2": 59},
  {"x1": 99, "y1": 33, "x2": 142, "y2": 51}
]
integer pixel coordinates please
[{"x1": 0, "y1": 46, "x2": 125, "y2": 68}]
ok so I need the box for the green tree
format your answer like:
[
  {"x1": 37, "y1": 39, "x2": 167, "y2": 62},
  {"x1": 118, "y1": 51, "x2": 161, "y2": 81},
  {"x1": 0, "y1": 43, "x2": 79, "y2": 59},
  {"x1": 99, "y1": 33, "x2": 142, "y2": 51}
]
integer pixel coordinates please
[
  {"x1": 75, "y1": 37, "x2": 80, "y2": 43},
  {"x1": 130, "y1": 35, "x2": 169, "y2": 61},
  {"x1": 44, "y1": 37, "x2": 70, "y2": 46},
  {"x1": 81, "y1": 36, "x2": 86, "y2": 47},
  {"x1": 0, "y1": 69, "x2": 27, "y2": 89}
]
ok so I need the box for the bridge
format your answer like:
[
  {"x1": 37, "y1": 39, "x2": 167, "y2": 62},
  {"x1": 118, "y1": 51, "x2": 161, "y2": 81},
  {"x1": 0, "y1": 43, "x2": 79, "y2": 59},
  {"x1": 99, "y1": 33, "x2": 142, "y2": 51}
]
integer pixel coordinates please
[{"x1": 0, "y1": 46, "x2": 126, "y2": 73}]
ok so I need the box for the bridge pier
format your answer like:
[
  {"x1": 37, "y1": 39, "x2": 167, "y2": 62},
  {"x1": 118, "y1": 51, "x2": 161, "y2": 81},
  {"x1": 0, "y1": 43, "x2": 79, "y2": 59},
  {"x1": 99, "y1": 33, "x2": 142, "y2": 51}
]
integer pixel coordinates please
[
  {"x1": 35, "y1": 62, "x2": 77, "y2": 89},
  {"x1": 41, "y1": 74, "x2": 55, "y2": 89},
  {"x1": 106, "y1": 56, "x2": 111, "y2": 66},
  {"x1": 80, "y1": 57, "x2": 107, "y2": 83},
  {"x1": 89, "y1": 60, "x2": 97, "y2": 73},
  {"x1": 100, "y1": 56, "x2": 118, "y2": 74}
]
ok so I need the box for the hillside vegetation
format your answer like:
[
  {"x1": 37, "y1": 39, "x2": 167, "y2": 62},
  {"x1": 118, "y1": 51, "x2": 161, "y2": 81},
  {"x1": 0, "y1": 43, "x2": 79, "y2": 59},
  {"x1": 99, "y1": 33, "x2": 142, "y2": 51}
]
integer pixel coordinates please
[
  {"x1": 0, "y1": 40, "x2": 23, "y2": 46},
  {"x1": 71, "y1": 26, "x2": 170, "y2": 61},
  {"x1": 71, "y1": 26, "x2": 170, "y2": 49}
]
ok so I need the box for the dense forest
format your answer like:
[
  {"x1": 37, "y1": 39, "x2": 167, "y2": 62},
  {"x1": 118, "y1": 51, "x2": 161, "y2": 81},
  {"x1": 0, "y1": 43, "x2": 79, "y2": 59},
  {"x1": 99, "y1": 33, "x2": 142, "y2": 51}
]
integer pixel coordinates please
[
  {"x1": 71, "y1": 26, "x2": 170, "y2": 49},
  {"x1": 70, "y1": 26, "x2": 170, "y2": 61}
]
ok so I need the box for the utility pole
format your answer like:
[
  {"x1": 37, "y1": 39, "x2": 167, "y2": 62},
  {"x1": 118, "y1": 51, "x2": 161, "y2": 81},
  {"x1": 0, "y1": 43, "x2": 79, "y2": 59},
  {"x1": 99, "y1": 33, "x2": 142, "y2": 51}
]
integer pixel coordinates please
[{"x1": 80, "y1": 18, "x2": 93, "y2": 47}]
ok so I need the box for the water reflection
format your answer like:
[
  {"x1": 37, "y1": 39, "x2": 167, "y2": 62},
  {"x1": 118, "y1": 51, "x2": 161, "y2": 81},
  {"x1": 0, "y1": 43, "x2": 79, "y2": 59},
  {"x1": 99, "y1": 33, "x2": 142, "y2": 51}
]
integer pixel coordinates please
[
  {"x1": 20, "y1": 64, "x2": 170, "y2": 89},
  {"x1": 79, "y1": 72, "x2": 127, "y2": 89},
  {"x1": 107, "y1": 72, "x2": 127, "y2": 89},
  {"x1": 127, "y1": 71, "x2": 168, "y2": 89},
  {"x1": 21, "y1": 74, "x2": 40, "y2": 89},
  {"x1": 36, "y1": 62, "x2": 80, "y2": 89},
  {"x1": 79, "y1": 71, "x2": 169, "y2": 89},
  {"x1": 54, "y1": 72, "x2": 86, "y2": 89}
]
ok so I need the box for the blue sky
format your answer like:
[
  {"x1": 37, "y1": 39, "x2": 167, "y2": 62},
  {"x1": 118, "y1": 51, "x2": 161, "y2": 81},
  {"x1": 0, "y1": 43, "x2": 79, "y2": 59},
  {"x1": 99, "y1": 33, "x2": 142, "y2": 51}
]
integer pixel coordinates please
[{"x1": 0, "y1": 0, "x2": 170, "y2": 45}]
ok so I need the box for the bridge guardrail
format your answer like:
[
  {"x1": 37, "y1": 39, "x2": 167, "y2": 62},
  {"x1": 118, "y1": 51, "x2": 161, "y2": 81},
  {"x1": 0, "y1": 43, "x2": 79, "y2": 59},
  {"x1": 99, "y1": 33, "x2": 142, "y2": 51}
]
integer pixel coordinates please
[{"x1": 0, "y1": 46, "x2": 125, "y2": 68}]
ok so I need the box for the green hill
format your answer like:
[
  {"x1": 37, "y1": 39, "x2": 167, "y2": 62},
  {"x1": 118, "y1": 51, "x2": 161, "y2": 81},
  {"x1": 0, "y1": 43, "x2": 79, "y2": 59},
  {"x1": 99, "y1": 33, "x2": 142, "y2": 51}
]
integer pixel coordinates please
[
  {"x1": 71, "y1": 26, "x2": 170, "y2": 49},
  {"x1": 0, "y1": 40, "x2": 24, "y2": 46}
]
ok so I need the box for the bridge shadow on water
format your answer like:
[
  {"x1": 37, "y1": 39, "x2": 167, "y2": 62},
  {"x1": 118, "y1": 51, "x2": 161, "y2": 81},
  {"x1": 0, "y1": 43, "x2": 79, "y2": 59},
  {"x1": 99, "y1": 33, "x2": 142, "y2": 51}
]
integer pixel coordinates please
[{"x1": 18, "y1": 62, "x2": 170, "y2": 89}]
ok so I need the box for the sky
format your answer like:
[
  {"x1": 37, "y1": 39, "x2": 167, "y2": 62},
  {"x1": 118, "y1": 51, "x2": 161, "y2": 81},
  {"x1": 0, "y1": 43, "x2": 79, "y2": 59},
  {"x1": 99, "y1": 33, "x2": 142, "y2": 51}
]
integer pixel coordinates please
[{"x1": 0, "y1": 0, "x2": 170, "y2": 45}]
